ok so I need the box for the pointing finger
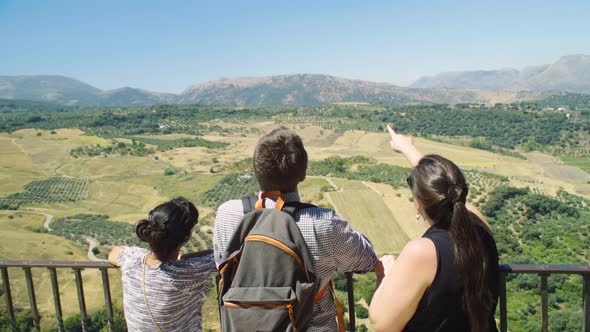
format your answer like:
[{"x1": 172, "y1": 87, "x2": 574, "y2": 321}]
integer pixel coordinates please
[{"x1": 386, "y1": 125, "x2": 396, "y2": 136}]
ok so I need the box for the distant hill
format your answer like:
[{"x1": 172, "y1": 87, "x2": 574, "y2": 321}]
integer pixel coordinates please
[
  {"x1": 0, "y1": 71, "x2": 581, "y2": 107},
  {"x1": 411, "y1": 55, "x2": 590, "y2": 94},
  {"x1": 520, "y1": 55, "x2": 590, "y2": 93},
  {"x1": 96, "y1": 87, "x2": 176, "y2": 106},
  {"x1": 0, "y1": 75, "x2": 100, "y2": 105},
  {"x1": 178, "y1": 74, "x2": 556, "y2": 106},
  {"x1": 179, "y1": 74, "x2": 418, "y2": 105},
  {"x1": 0, "y1": 75, "x2": 173, "y2": 106}
]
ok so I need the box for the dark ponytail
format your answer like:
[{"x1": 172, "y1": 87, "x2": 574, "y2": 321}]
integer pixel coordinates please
[
  {"x1": 408, "y1": 155, "x2": 493, "y2": 332},
  {"x1": 450, "y1": 200, "x2": 492, "y2": 332},
  {"x1": 135, "y1": 197, "x2": 199, "y2": 260}
]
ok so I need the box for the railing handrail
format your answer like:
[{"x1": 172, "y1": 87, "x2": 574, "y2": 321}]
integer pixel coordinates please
[
  {"x1": 1, "y1": 261, "x2": 589, "y2": 332},
  {"x1": 0, "y1": 260, "x2": 114, "y2": 268},
  {"x1": 499, "y1": 263, "x2": 590, "y2": 274},
  {"x1": 2, "y1": 260, "x2": 588, "y2": 273}
]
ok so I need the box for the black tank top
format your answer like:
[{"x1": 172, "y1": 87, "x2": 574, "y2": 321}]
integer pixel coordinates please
[{"x1": 403, "y1": 218, "x2": 499, "y2": 332}]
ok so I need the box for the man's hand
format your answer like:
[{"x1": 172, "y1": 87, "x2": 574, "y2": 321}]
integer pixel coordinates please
[
  {"x1": 375, "y1": 254, "x2": 396, "y2": 287},
  {"x1": 374, "y1": 258, "x2": 385, "y2": 280}
]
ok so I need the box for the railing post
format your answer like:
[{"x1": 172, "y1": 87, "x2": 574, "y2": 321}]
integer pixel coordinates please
[
  {"x1": 346, "y1": 272, "x2": 356, "y2": 332},
  {"x1": 499, "y1": 271, "x2": 507, "y2": 332},
  {"x1": 100, "y1": 268, "x2": 115, "y2": 332},
  {"x1": 73, "y1": 268, "x2": 89, "y2": 332},
  {"x1": 49, "y1": 268, "x2": 65, "y2": 332},
  {"x1": 23, "y1": 267, "x2": 41, "y2": 332},
  {"x1": 584, "y1": 274, "x2": 589, "y2": 332},
  {"x1": 1, "y1": 267, "x2": 17, "y2": 332},
  {"x1": 540, "y1": 273, "x2": 548, "y2": 332}
]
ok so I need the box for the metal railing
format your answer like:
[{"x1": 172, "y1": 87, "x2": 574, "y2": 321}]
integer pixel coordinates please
[
  {"x1": 0, "y1": 261, "x2": 116, "y2": 332},
  {"x1": 498, "y1": 264, "x2": 590, "y2": 332},
  {"x1": 0, "y1": 261, "x2": 589, "y2": 332}
]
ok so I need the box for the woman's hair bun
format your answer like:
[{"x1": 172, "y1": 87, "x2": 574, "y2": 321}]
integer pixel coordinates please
[{"x1": 136, "y1": 219, "x2": 168, "y2": 242}]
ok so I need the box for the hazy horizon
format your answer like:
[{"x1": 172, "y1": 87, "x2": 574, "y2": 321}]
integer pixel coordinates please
[{"x1": 1, "y1": 0, "x2": 589, "y2": 93}]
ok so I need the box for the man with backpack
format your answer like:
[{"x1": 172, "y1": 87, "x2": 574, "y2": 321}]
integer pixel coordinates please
[{"x1": 214, "y1": 126, "x2": 379, "y2": 332}]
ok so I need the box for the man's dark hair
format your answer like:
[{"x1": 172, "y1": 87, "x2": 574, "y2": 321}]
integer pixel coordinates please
[{"x1": 253, "y1": 126, "x2": 308, "y2": 192}]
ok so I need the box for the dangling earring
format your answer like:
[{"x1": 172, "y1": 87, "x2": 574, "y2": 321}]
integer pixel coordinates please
[{"x1": 416, "y1": 212, "x2": 421, "y2": 221}]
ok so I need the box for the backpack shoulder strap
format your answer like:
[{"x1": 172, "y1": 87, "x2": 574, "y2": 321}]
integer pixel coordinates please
[
  {"x1": 282, "y1": 201, "x2": 317, "y2": 215},
  {"x1": 241, "y1": 195, "x2": 258, "y2": 214}
]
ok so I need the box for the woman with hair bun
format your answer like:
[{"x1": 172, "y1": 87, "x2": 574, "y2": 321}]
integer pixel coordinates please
[
  {"x1": 108, "y1": 197, "x2": 215, "y2": 332},
  {"x1": 369, "y1": 126, "x2": 499, "y2": 332}
]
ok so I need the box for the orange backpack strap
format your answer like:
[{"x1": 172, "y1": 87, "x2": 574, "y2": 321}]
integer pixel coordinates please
[
  {"x1": 332, "y1": 281, "x2": 346, "y2": 332},
  {"x1": 313, "y1": 280, "x2": 346, "y2": 332},
  {"x1": 256, "y1": 191, "x2": 285, "y2": 211},
  {"x1": 313, "y1": 281, "x2": 331, "y2": 303}
]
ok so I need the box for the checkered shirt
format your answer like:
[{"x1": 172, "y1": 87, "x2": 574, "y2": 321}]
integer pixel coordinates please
[{"x1": 213, "y1": 192, "x2": 377, "y2": 332}]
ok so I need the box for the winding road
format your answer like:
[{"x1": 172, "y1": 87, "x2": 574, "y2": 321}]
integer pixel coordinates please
[
  {"x1": 41, "y1": 212, "x2": 54, "y2": 231},
  {"x1": 23, "y1": 209, "x2": 55, "y2": 231},
  {"x1": 85, "y1": 236, "x2": 106, "y2": 262},
  {"x1": 24, "y1": 209, "x2": 106, "y2": 261}
]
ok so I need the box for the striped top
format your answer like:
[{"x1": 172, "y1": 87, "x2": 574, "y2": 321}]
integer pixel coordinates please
[
  {"x1": 214, "y1": 192, "x2": 377, "y2": 331},
  {"x1": 118, "y1": 247, "x2": 216, "y2": 332}
]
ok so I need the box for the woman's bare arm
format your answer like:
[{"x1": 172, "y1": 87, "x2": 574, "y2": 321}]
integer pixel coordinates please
[
  {"x1": 387, "y1": 125, "x2": 423, "y2": 167},
  {"x1": 369, "y1": 238, "x2": 437, "y2": 332},
  {"x1": 108, "y1": 246, "x2": 128, "y2": 266},
  {"x1": 387, "y1": 125, "x2": 494, "y2": 233}
]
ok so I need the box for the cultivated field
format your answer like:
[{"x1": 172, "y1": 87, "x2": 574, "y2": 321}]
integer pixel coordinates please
[
  {"x1": 0, "y1": 121, "x2": 589, "y2": 330},
  {"x1": 328, "y1": 183, "x2": 410, "y2": 254}
]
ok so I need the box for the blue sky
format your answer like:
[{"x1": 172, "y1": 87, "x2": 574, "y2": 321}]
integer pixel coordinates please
[{"x1": 1, "y1": 0, "x2": 589, "y2": 92}]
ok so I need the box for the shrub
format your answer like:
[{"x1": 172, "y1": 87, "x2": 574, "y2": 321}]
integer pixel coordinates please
[{"x1": 355, "y1": 305, "x2": 369, "y2": 319}]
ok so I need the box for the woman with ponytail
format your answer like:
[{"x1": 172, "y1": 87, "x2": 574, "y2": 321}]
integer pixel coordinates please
[
  {"x1": 370, "y1": 126, "x2": 499, "y2": 332},
  {"x1": 108, "y1": 198, "x2": 215, "y2": 332}
]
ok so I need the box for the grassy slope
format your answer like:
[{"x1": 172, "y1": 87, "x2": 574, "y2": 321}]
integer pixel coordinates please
[
  {"x1": 561, "y1": 156, "x2": 590, "y2": 174},
  {"x1": 0, "y1": 136, "x2": 41, "y2": 195}
]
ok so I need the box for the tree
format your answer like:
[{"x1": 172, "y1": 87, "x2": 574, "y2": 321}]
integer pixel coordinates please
[{"x1": 355, "y1": 305, "x2": 369, "y2": 319}]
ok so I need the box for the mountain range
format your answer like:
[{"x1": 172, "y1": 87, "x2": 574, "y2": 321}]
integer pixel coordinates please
[
  {"x1": 1, "y1": 55, "x2": 588, "y2": 107},
  {"x1": 0, "y1": 76, "x2": 176, "y2": 106},
  {"x1": 411, "y1": 54, "x2": 590, "y2": 93}
]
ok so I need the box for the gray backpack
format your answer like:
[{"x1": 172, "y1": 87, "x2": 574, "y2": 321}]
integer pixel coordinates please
[{"x1": 218, "y1": 195, "x2": 318, "y2": 332}]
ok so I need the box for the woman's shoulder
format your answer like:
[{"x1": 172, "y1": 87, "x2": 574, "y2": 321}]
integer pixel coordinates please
[
  {"x1": 395, "y1": 238, "x2": 439, "y2": 290},
  {"x1": 400, "y1": 238, "x2": 438, "y2": 268},
  {"x1": 121, "y1": 246, "x2": 148, "y2": 258},
  {"x1": 118, "y1": 246, "x2": 148, "y2": 268},
  {"x1": 169, "y1": 252, "x2": 216, "y2": 274}
]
